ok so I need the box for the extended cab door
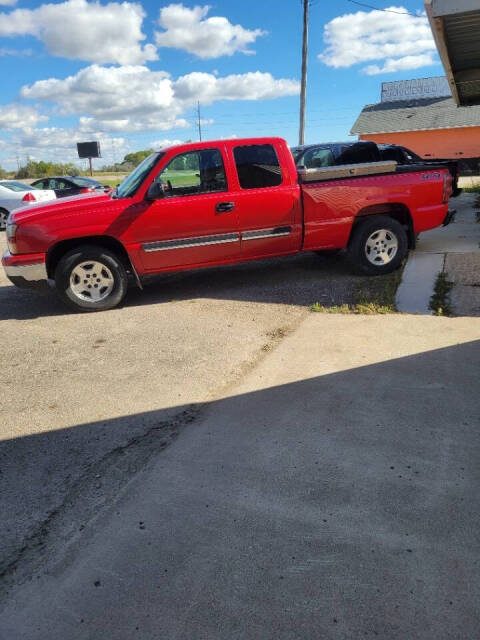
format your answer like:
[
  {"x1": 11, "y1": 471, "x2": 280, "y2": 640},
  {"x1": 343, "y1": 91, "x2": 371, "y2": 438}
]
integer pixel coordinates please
[
  {"x1": 135, "y1": 147, "x2": 240, "y2": 272},
  {"x1": 229, "y1": 142, "x2": 302, "y2": 259}
]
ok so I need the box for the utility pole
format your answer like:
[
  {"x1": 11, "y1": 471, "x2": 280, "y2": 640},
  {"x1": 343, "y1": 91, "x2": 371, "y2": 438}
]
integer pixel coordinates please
[
  {"x1": 111, "y1": 138, "x2": 117, "y2": 167},
  {"x1": 299, "y1": 0, "x2": 309, "y2": 145},
  {"x1": 197, "y1": 101, "x2": 202, "y2": 142}
]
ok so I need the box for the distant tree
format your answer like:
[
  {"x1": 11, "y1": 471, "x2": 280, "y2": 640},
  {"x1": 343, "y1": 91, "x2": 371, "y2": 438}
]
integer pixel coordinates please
[
  {"x1": 0, "y1": 166, "x2": 7, "y2": 179},
  {"x1": 170, "y1": 156, "x2": 186, "y2": 170},
  {"x1": 15, "y1": 160, "x2": 81, "y2": 179},
  {"x1": 185, "y1": 153, "x2": 199, "y2": 171},
  {"x1": 122, "y1": 150, "x2": 154, "y2": 167}
]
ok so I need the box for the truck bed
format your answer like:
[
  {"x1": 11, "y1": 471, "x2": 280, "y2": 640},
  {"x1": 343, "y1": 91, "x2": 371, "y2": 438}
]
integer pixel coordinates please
[{"x1": 300, "y1": 165, "x2": 450, "y2": 251}]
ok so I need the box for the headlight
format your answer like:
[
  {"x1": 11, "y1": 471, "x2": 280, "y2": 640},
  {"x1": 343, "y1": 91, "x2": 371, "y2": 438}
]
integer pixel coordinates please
[{"x1": 6, "y1": 222, "x2": 18, "y2": 254}]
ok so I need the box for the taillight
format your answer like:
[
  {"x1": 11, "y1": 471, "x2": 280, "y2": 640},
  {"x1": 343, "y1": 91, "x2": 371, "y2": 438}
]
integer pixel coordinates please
[
  {"x1": 442, "y1": 173, "x2": 452, "y2": 203},
  {"x1": 6, "y1": 222, "x2": 18, "y2": 254},
  {"x1": 80, "y1": 187, "x2": 93, "y2": 193},
  {"x1": 22, "y1": 192, "x2": 36, "y2": 202}
]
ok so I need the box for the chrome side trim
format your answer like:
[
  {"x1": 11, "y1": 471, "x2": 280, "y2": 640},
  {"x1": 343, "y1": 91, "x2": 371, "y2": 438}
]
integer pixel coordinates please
[
  {"x1": 5, "y1": 262, "x2": 47, "y2": 282},
  {"x1": 142, "y1": 232, "x2": 239, "y2": 253},
  {"x1": 241, "y1": 226, "x2": 292, "y2": 241}
]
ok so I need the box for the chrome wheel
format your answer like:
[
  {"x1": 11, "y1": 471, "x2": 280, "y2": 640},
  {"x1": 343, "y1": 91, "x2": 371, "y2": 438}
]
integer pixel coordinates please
[
  {"x1": 365, "y1": 229, "x2": 398, "y2": 266},
  {"x1": 0, "y1": 210, "x2": 8, "y2": 231},
  {"x1": 69, "y1": 260, "x2": 114, "y2": 302}
]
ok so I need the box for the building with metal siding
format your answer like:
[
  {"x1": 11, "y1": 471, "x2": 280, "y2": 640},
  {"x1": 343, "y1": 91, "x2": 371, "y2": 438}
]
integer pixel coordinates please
[{"x1": 350, "y1": 77, "x2": 480, "y2": 169}]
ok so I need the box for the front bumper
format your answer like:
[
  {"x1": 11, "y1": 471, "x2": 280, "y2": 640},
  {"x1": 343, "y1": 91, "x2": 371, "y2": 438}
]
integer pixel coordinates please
[{"x1": 2, "y1": 251, "x2": 50, "y2": 293}]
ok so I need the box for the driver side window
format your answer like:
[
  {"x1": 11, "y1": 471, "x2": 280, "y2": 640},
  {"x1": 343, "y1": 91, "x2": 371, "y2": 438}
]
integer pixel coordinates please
[{"x1": 158, "y1": 149, "x2": 227, "y2": 197}]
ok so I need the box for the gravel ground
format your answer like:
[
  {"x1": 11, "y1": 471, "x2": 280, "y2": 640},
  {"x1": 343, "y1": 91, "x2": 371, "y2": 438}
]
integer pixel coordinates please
[
  {"x1": 446, "y1": 252, "x2": 480, "y2": 316},
  {"x1": 0, "y1": 233, "x2": 368, "y2": 592}
]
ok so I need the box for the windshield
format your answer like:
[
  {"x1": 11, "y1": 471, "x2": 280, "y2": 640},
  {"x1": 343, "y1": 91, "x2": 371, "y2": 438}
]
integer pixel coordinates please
[
  {"x1": 1, "y1": 181, "x2": 34, "y2": 192},
  {"x1": 116, "y1": 152, "x2": 164, "y2": 198}
]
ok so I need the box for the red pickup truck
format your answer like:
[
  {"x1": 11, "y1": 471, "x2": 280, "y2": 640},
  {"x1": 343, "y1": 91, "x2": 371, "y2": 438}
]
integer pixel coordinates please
[{"x1": 2, "y1": 137, "x2": 452, "y2": 312}]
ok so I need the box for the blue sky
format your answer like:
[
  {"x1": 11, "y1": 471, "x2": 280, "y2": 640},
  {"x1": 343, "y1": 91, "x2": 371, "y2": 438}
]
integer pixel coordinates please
[{"x1": 0, "y1": 0, "x2": 441, "y2": 170}]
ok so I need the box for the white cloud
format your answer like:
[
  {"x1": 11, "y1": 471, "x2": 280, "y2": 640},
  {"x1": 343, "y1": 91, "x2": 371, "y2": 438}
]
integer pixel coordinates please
[
  {"x1": 155, "y1": 3, "x2": 265, "y2": 59},
  {"x1": 363, "y1": 53, "x2": 436, "y2": 75},
  {"x1": 149, "y1": 138, "x2": 183, "y2": 149},
  {"x1": 8, "y1": 126, "x2": 129, "y2": 164},
  {"x1": 0, "y1": 47, "x2": 33, "y2": 56},
  {"x1": 319, "y1": 6, "x2": 437, "y2": 75},
  {"x1": 22, "y1": 65, "x2": 299, "y2": 133},
  {"x1": 173, "y1": 71, "x2": 299, "y2": 104},
  {"x1": 0, "y1": 0, "x2": 17, "y2": 5},
  {"x1": 22, "y1": 65, "x2": 182, "y2": 132},
  {"x1": 0, "y1": 105, "x2": 47, "y2": 130},
  {"x1": 0, "y1": 0, "x2": 157, "y2": 64}
]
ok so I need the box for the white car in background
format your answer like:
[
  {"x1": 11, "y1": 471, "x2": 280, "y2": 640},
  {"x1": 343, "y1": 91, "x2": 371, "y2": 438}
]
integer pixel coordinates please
[{"x1": 0, "y1": 181, "x2": 57, "y2": 230}]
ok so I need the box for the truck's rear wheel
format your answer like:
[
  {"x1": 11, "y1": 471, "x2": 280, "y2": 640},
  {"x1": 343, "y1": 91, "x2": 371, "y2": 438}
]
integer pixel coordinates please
[
  {"x1": 55, "y1": 245, "x2": 128, "y2": 311},
  {"x1": 348, "y1": 216, "x2": 408, "y2": 275}
]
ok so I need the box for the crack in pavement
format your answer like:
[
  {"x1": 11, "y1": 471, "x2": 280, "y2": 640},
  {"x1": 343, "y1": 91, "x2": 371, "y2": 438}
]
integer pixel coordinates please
[
  {"x1": 0, "y1": 406, "x2": 201, "y2": 603},
  {"x1": 0, "y1": 317, "x2": 303, "y2": 606}
]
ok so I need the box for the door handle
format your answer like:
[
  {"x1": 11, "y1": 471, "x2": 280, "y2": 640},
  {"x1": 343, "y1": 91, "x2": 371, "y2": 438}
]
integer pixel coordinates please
[{"x1": 215, "y1": 202, "x2": 235, "y2": 213}]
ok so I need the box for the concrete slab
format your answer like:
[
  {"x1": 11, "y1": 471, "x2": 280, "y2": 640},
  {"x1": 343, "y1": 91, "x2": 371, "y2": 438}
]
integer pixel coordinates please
[
  {"x1": 415, "y1": 193, "x2": 480, "y2": 255},
  {"x1": 397, "y1": 192, "x2": 480, "y2": 314},
  {"x1": 396, "y1": 253, "x2": 444, "y2": 313},
  {"x1": 1, "y1": 315, "x2": 479, "y2": 640}
]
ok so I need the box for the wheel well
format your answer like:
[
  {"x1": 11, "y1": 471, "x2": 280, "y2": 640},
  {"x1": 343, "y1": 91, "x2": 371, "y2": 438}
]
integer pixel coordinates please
[
  {"x1": 350, "y1": 203, "x2": 415, "y2": 248},
  {"x1": 46, "y1": 236, "x2": 133, "y2": 279}
]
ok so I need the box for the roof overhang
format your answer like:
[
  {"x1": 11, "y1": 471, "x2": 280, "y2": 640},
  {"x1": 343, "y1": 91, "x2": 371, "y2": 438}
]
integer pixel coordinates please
[{"x1": 425, "y1": 0, "x2": 480, "y2": 106}]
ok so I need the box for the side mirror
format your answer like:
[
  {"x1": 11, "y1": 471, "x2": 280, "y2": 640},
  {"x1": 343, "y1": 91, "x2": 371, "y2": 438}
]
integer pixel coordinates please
[{"x1": 146, "y1": 181, "x2": 165, "y2": 200}]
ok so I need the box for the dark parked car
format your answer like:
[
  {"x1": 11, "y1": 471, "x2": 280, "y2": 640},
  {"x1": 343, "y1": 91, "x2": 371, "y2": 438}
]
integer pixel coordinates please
[
  {"x1": 31, "y1": 176, "x2": 112, "y2": 198},
  {"x1": 291, "y1": 141, "x2": 461, "y2": 197}
]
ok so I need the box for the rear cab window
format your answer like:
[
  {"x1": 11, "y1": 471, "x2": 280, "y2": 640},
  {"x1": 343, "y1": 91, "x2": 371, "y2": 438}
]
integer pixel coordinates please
[{"x1": 233, "y1": 144, "x2": 283, "y2": 189}]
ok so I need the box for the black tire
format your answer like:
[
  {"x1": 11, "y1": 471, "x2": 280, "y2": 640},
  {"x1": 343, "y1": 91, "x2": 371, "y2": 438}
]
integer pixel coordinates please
[
  {"x1": 0, "y1": 208, "x2": 9, "y2": 231},
  {"x1": 347, "y1": 216, "x2": 408, "y2": 275},
  {"x1": 55, "y1": 245, "x2": 128, "y2": 312}
]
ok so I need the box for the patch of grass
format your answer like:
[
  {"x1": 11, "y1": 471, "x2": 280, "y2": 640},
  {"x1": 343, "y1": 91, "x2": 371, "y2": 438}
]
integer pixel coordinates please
[
  {"x1": 93, "y1": 178, "x2": 125, "y2": 188},
  {"x1": 311, "y1": 303, "x2": 350, "y2": 314},
  {"x1": 429, "y1": 272, "x2": 454, "y2": 316},
  {"x1": 310, "y1": 265, "x2": 405, "y2": 315},
  {"x1": 311, "y1": 302, "x2": 392, "y2": 315},
  {"x1": 354, "y1": 266, "x2": 404, "y2": 312},
  {"x1": 265, "y1": 327, "x2": 288, "y2": 340}
]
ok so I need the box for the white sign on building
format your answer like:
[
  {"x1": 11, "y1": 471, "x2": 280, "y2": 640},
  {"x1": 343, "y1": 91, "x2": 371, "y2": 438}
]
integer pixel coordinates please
[{"x1": 381, "y1": 76, "x2": 451, "y2": 103}]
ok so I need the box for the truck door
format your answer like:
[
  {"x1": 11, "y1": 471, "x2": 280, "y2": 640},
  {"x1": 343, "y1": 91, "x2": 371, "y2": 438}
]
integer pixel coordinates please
[
  {"x1": 230, "y1": 143, "x2": 302, "y2": 259},
  {"x1": 135, "y1": 147, "x2": 240, "y2": 272}
]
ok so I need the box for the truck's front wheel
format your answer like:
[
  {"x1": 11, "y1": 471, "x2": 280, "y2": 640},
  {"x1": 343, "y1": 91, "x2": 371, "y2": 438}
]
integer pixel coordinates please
[
  {"x1": 55, "y1": 246, "x2": 128, "y2": 312},
  {"x1": 348, "y1": 216, "x2": 408, "y2": 275}
]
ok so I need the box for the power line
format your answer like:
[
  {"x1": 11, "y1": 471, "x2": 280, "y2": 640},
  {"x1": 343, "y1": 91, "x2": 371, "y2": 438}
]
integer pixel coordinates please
[{"x1": 346, "y1": 0, "x2": 413, "y2": 15}]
